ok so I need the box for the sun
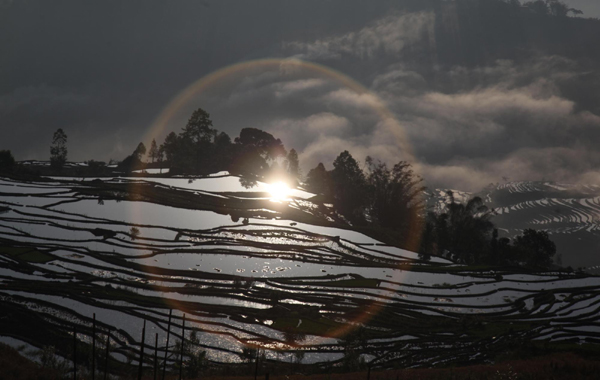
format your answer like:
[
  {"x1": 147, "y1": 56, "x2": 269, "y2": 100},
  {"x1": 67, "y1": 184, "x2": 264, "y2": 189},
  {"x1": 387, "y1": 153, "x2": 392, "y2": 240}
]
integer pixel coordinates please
[{"x1": 268, "y1": 181, "x2": 290, "y2": 202}]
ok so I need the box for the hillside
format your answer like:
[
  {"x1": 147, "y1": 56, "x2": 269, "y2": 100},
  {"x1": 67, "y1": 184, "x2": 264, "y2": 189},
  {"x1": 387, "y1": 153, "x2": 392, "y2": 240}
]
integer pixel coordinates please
[
  {"x1": 1, "y1": 170, "x2": 600, "y2": 377},
  {"x1": 428, "y1": 181, "x2": 600, "y2": 272}
]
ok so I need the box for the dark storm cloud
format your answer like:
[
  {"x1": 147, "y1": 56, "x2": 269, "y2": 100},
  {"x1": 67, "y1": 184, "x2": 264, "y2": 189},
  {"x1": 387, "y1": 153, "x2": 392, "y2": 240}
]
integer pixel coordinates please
[
  {"x1": 179, "y1": 68, "x2": 399, "y2": 172},
  {"x1": 373, "y1": 57, "x2": 600, "y2": 189},
  {"x1": 0, "y1": 0, "x2": 397, "y2": 161},
  {"x1": 280, "y1": 12, "x2": 600, "y2": 190},
  {"x1": 283, "y1": 11, "x2": 436, "y2": 61},
  {"x1": 2, "y1": 0, "x2": 600, "y2": 191}
]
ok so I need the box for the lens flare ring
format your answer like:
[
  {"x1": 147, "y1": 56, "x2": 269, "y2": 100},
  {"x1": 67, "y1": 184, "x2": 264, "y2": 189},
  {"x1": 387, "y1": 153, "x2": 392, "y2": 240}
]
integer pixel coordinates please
[{"x1": 132, "y1": 57, "x2": 423, "y2": 346}]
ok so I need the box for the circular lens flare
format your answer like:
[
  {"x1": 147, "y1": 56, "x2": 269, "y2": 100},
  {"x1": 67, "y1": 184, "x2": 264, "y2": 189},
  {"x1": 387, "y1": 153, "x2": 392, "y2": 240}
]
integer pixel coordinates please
[{"x1": 137, "y1": 58, "x2": 424, "y2": 346}]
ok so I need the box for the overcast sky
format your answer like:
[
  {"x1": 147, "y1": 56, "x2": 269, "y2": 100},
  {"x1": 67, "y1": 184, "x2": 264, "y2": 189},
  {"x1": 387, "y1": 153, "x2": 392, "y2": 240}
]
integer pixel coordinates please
[{"x1": 1, "y1": 0, "x2": 600, "y2": 191}]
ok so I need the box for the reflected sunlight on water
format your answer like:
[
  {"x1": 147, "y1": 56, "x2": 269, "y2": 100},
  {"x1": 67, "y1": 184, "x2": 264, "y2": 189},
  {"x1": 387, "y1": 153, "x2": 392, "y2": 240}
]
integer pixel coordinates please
[{"x1": 268, "y1": 181, "x2": 291, "y2": 202}]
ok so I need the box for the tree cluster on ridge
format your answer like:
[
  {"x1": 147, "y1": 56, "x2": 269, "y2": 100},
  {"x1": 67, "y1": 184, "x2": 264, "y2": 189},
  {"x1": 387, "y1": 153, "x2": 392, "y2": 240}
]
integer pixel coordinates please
[{"x1": 35, "y1": 107, "x2": 559, "y2": 270}]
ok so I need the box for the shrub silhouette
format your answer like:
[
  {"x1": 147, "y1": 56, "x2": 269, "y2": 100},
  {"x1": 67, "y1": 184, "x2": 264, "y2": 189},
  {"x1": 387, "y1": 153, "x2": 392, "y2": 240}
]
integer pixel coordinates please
[
  {"x1": 0, "y1": 150, "x2": 16, "y2": 172},
  {"x1": 513, "y1": 228, "x2": 556, "y2": 269},
  {"x1": 50, "y1": 128, "x2": 68, "y2": 171},
  {"x1": 366, "y1": 157, "x2": 425, "y2": 245}
]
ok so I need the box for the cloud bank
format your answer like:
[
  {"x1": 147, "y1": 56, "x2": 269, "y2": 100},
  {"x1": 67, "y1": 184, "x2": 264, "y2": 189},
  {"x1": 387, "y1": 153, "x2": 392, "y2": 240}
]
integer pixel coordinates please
[{"x1": 2, "y1": 2, "x2": 600, "y2": 192}]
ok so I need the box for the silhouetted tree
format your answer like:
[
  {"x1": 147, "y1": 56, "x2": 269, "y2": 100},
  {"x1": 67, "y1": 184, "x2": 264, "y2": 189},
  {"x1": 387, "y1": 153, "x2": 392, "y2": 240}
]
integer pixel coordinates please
[
  {"x1": 161, "y1": 131, "x2": 191, "y2": 174},
  {"x1": 235, "y1": 128, "x2": 286, "y2": 161},
  {"x1": 234, "y1": 128, "x2": 286, "y2": 178},
  {"x1": 148, "y1": 139, "x2": 159, "y2": 163},
  {"x1": 305, "y1": 162, "x2": 331, "y2": 196},
  {"x1": 157, "y1": 145, "x2": 165, "y2": 173},
  {"x1": 117, "y1": 142, "x2": 145, "y2": 173},
  {"x1": 446, "y1": 194, "x2": 496, "y2": 264},
  {"x1": 50, "y1": 128, "x2": 68, "y2": 170},
  {"x1": 420, "y1": 211, "x2": 451, "y2": 261},
  {"x1": 330, "y1": 151, "x2": 368, "y2": 223},
  {"x1": 569, "y1": 7, "x2": 584, "y2": 17},
  {"x1": 235, "y1": 148, "x2": 269, "y2": 180},
  {"x1": 424, "y1": 207, "x2": 559, "y2": 268},
  {"x1": 286, "y1": 148, "x2": 301, "y2": 182},
  {"x1": 215, "y1": 131, "x2": 232, "y2": 147},
  {"x1": 490, "y1": 228, "x2": 500, "y2": 265},
  {"x1": 524, "y1": 0, "x2": 550, "y2": 15},
  {"x1": 182, "y1": 108, "x2": 216, "y2": 173},
  {"x1": 160, "y1": 109, "x2": 291, "y2": 176},
  {"x1": 548, "y1": 0, "x2": 569, "y2": 16},
  {"x1": 213, "y1": 131, "x2": 233, "y2": 170},
  {"x1": 0, "y1": 150, "x2": 16, "y2": 172},
  {"x1": 171, "y1": 107, "x2": 218, "y2": 174},
  {"x1": 182, "y1": 108, "x2": 217, "y2": 145},
  {"x1": 134, "y1": 142, "x2": 146, "y2": 161},
  {"x1": 161, "y1": 132, "x2": 179, "y2": 164},
  {"x1": 548, "y1": 0, "x2": 582, "y2": 17},
  {"x1": 523, "y1": 0, "x2": 581, "y2": 17},
  {"x1": 86, "y1": 160, "x2": 106, "y2": 175},
  {"x1": 489, "y1": 228, "x2": 517, "y2": 265},
  {"x1": 497, "y1": 236, "x2": 514, "y2": 265},
  {"x1": 366, "y1": 157, "x2": 426, "y2": 237},
  {"x1": 423, "y1": 193, "x2": 495, "y2": 264},
  {"x1": 513, "y1": 229, "x2": 556, "y2": 268},
  {"x1": 419, "y1": 215, "x2": 436, "y2": 261}
]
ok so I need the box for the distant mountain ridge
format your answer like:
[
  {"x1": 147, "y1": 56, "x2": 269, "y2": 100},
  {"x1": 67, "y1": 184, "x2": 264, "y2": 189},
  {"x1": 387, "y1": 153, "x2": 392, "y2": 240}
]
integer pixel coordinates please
[{"x1": 427, "y1": 181, "x2": 600, "y2": 271}]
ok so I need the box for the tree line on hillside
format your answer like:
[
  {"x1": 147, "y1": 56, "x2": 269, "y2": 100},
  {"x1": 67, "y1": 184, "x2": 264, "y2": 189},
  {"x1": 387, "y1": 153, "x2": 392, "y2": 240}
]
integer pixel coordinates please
[
  {"x1": 119, "y1": 108, "x2": 300, "y2": 186},
  {"x1": 304, "y1": 154, "x2": 556, "y2": 269},
  {"x1": 420, "y1": 191, "x2": 557, "y2": 269},
  {"x1": 304, "y1": 153, "x2": 426, "y2": 248},
  {"x1": 1, "y1": 106, "x2": 557, "y2": 270},
  {"x1": 0, "y1": 128, "x2": 69, "y2": 176},
  {"x1": 520, "y1": 0, "x2": 583, "y2": 17}
]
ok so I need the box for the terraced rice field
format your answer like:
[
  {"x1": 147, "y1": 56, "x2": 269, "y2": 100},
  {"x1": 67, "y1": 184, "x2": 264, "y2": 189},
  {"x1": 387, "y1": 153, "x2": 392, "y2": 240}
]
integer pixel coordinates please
[
  {"x1": 1, "y1": 175, "x2": 600, "y2": 372},
  {"x1": 429, "y1": 182, "x2": 600, "y2": 271}
]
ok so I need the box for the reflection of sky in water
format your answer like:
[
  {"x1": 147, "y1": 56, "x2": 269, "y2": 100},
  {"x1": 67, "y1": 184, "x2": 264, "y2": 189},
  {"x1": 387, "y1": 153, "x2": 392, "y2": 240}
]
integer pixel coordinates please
[
  {"x1": 48, "y1": 175, "x2": 315, "y2": 199},
  {"x1": 4, "y1": 176, "x2": 600, "y2": 365},
  {"x1": 0, "y1": 266, "x2": 69, "y2": 282},
  {"x1": 46, "y1": 196, "x2": 390, "y2": 246},
  {"x1": 135, "y1": 286, "x2": 271, "y2": 310},
  {"x1": 266, "y1": 219, "x2": 380, "y2": 244},
  {"x1": 4, "y1": 214, "x2": 176, "y2": 242},
  {"x1": 137, "y1": 252, "x2": 401, "y2": 279},
  {"x1": 131, "y1": 168, "x2": 170, "y2": 174},
  {"x1": 2, "y1": 290, "x2": 253, "y2": 363},
  {"x1": 0, "y1": 215, "x2": 125, "y2": 241},
  {"x1": 52, "y1": 199, "x2": 234, "y2": 230},
  {"x1": 3, "y1": 290, "x2": 150, "y2": 344},
  {"x1": 0, "y1": 182, "x2": 70, "y2": 194},
  {"x1": 131, "y1": 176, "x2": 315, "y2": 199},
  {"x1": 1, "y1": 195, "x2": 78, "y2": 208}
]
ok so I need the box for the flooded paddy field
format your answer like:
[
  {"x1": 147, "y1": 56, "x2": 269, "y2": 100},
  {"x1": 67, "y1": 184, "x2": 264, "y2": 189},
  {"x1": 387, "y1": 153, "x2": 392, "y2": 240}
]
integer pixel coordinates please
[{"x1": 1, "y1": 175, "x2": 600, "y2": 372}]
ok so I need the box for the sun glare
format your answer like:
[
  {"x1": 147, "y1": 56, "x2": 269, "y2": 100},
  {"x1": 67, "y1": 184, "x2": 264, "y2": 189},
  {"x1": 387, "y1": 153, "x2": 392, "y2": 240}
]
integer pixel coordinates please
[{"x1": 268, "y1": 181, "x2": 290, "y2": 202}]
